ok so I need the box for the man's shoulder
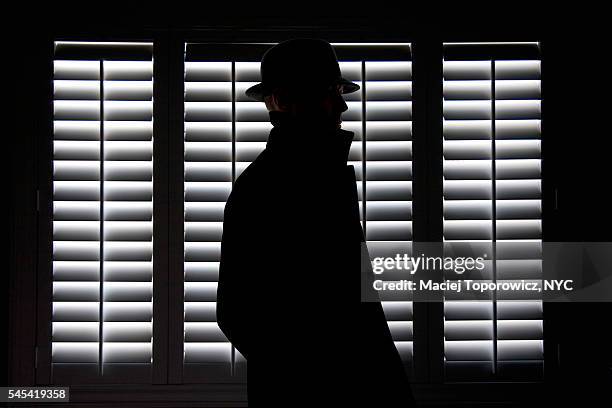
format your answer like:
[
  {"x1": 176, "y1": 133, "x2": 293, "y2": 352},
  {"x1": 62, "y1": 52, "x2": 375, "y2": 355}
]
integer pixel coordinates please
[
  {"x1": 232, "y1": 149, "x2": 272, "y2": 192},
  {"x1": 224, "y1": 149, "x2": 272, "y2": 210}
]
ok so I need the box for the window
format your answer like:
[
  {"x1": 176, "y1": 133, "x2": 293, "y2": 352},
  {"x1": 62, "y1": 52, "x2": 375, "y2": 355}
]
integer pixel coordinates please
[
  {"x1": 38, "y1": 37, "x2": 544, "y2": 388},
  {"x1": 183, "y1": 42, "x2": 414, "y2": 381},
  {"x1": 442, "y1": 42, "x2": 543, "y2": 380},
  {"x1": 51, "y1": 41, "x2": 154, "y2": 382}
]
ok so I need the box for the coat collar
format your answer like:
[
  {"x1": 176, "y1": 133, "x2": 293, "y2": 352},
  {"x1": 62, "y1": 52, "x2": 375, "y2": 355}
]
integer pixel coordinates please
[{"x1": 265, "y1": 111, "x2": 355, "y2": 166}]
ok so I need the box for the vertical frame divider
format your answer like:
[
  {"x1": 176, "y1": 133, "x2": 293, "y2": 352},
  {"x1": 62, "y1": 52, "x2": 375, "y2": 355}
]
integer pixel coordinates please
[
  {"x1": 167, "y1": 33, "x2": 186, "y2": 384},
  {"x1": 230, "y1": 60, "x2": 237, "y2": 377},
  {"x1": 540, "y1": 40, "x2": 557, "y2": 380},
  {"x1": 411, "y1": 36, "x2": 444, "y2": 384},
  {"x1": 491, "y1": 60, "x2": 498, "y2": 375},
  {"x1": 98, "y1": 59, "x2": 105, "y2": 376},
  {"x1": 152, "y1": 33, "x2": 170, "y2": 385},
  {"x1": 361, "y1": 60, "x2": 367, "y2": 235},
  {"x1": 35, "y1": 36, "x2": 55, "y2": 386}
]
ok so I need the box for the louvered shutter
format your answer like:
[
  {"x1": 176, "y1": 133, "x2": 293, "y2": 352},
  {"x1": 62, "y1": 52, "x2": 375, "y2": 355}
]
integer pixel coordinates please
[
  {"x1": 442, "y1": 43, "x2": 542, "y2": 380},
  {"x1": 52, "y1": 42, "x2": 154, "y2": 381},
  {"x1": 183, "y1": 43, "x2": 413, "y2": 380},
  {"x1": 184, "y1": 54, "x2": 235, "y2": 380},
  {"x1": 358, "y1": 51, "x2": 413, "y2": 365}
]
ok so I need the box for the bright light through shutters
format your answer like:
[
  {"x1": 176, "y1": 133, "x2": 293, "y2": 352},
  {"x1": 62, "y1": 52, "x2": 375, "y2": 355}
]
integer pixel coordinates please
[
  {"x1": 442, "y1": 42, "x2": 543, "y2": 380},
  {"x1": 52, "y1": 42, "x2": 154, "y2": 378},
  {"x1": 359, "y1": 55, "x2": 413, "y2": 364},
  {"x1": 184, "y1": 58, "x2": 236, "y2": 379},
  {"x1": 183, "y1": 43, "x2": 413, "y2": 379}
]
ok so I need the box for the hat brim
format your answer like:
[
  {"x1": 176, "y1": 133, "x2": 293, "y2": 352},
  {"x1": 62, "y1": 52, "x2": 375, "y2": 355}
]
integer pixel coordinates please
[{"x1": 245, "y1": 78, "x2": 361, "y2": 102}]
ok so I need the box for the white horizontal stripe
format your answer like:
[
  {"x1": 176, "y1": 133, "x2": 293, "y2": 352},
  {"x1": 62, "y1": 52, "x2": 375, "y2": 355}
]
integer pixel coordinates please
[
  {"x1": 54, "y1": 60, "x2": 100, "y2": 80},
  {"x1": 103, "y1": 343, "x2": 151, "y2": 363},
  {"x1": 184, "y1": 343, "x2": 232, "y2": 363},
  {"x1": 103, "y1": 61, "x2": 153, "y2": 80},
  {"x1": 52, "y1": 342, "x2": 99, "y2": 363}
]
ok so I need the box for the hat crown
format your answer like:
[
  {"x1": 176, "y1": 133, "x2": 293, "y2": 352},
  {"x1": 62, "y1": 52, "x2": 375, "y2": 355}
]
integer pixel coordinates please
[
  {"x1": 244, "y1": 38, "x2": 360, "y2": 101},
  {"x1": 260, "y1": 38, "x2": 342, "y2": 90}
]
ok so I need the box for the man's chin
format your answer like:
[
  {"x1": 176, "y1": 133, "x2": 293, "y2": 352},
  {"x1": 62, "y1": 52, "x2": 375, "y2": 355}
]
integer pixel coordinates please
[{"x1": 294, "y1": 112, "x2": 342, "y2": 129}]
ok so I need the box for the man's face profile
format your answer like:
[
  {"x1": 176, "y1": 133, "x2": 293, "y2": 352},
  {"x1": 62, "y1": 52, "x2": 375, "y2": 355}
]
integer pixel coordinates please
[{"x1": 264, "y1": 84, "x2": 349, "y2": 129}]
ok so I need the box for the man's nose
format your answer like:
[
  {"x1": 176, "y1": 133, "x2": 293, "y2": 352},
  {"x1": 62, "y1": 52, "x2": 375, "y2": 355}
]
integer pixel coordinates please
[{"x1": 336, "y1": 94, "x2": 348, "y2": 113}]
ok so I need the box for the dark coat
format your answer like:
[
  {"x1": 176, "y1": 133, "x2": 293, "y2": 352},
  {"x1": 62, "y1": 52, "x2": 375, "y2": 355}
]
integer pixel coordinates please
[{"x1": 217, "y1": 112, "x2": 414, "y2": 406}]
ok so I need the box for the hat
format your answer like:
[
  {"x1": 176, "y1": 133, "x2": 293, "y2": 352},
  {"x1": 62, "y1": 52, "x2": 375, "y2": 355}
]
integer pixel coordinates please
[{"x1": 245, "y1": 38, "x2": 361, "y2": 102}]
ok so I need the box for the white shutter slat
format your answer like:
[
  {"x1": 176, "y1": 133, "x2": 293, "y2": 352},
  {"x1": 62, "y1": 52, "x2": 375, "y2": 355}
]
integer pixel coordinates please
[
  {"x1": 366, "y1": 101, "x2": 412, "y2": 121},
  {"x1": 54, "y1": 161, "x2": 101, "y2": 180},
  {"x1": 54, "y1": 100, "x2": 101, "y2": 120},
  {"x1": 235, "y1": 101, "x2": 271, "y2": 122},
  {"x1": 367, "y1": 201, "x2": 412, "y2": 220},
  {"x1": 444, "y1": 161, "x2": 492, "y2": 180},
  {"x1": 366, "y1": 121, "x2": 411, "y2": 141},
  {"x1": 53, "y1": 282, "x2": 100, "y2": 301},
  {"x1": 495, "y1": 80, "x2": 541, "y2": 99},
  {"x1": 185, "y1": 142, "x2": 233, "y2": 162},
  {"x1": 496, "y1": 160, "x2": 541, "y2": 179},
  {"x1": 366, "y1": 81, "x2": 412, "y2": 100},
  {"x1": 53, "y1": 221, "x2": 100, "y2": 241},
  {"x1": 104, "y1": 261, "x2": 152, "y2": 281},
  {"x1": 54, "y1": 80, "x2": 101, "y2": 99},
  {"x1": 184, "y1": 322, "x2": 229, "y2": 342},
  {"x1": 53, "y1": 322, "x2": 100, "y2": 342},
  {"x1": 53, "y1": 260, "x2": 100, "y2": 281},
  {"x1": 185, "y1": 302, "x2": 217, "y2": 321},
  {"x1": 495, "y1": 100, "x2": 541, "y2": 120},
  {"x1": 54, "y1": 140, "x2": 101, "y2": 160},
  {"x1": 443, "y1": 80, "x2": 492, "y2": 100},
  {"x1": 497, "y1": 320, "x2": 543, "y2": 340},
  {"x1": 53, "y1": 302, "x2": 100, "y2": 321},
  {"x1": 496, "y1": 119, "x2": 541, "y2": 139},
  {"x1": 235, "y1": 122, "x2": 273, "y2": 141},
  {"x1": 104, "y1": 121, "x2": 152, "y2": 141},
  {"x1": 184, "y1": 344, "x2": 233, "y2": 364},
  {"x1": 443, "y1": 61, "x2": 492, "y2": 80},
  {"x1": 54, "y1": 121, "x2": 101, "y2": 140},
  {"x1": 444, "y1": 200, "x2": 492, "y2": 220},
  {"x1": 185, "y1": 122, "x2": 233, "y2": 142},
  {"x1": 53, "y1": 242, "x2": 100, "y2": 261},
  {"x1": 54, "y1": 60, "x2": 100, "y2": 80},
  {"x1": 445, "y1": 321, "x2": 494, "y2": 340},
  {"x1": 495, "y1": 61, "x2": 541, "y2": 79},
  {"x1": 53, "y1": 343, "x2": 100, "y2": 363},
  {"x1": 185, "y1": 163, "x2": 232, "y2": 182},
  {"x1": 443, "y1": 120, "x2": 491, "y2": 140},
  {"x1": 185, "y1": 102, "x2": 232, "y2": 122},
  {"x1": 104, "y1": 81, "x2": 153, "y2": 100}
]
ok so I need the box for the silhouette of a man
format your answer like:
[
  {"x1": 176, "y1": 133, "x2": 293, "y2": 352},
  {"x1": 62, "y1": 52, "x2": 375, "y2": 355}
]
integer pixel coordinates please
[{"x1": 217, "y1": 38, "x2": 414, "y2": 406}]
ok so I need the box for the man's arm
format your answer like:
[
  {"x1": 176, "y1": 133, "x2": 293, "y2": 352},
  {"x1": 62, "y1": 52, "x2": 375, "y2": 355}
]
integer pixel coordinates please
[{"x1": 216, "y1": 193, "x2": 253, "y2": 359}]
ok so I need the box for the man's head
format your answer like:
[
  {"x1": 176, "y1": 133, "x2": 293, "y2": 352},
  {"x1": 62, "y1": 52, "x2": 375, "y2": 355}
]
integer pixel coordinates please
[
  {"x1": 263, "y1": 83, "x2": 348, "y2": 129},
  {"x1": 245, "y1": 38, "x2": 360, "y2": 128}
]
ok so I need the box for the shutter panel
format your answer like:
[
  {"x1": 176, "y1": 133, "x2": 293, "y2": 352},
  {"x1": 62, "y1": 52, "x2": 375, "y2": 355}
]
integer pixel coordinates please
[
  {"x1": 184, "y1": 43, "x2": 413, "y2": 380},
  {"x1": 361, "y1": 56, "x2": 413, "y2": 364},
  {"x1": 442, "y1": 43, "x2": 542, "y2": 380},
  {"x1": 184, "y1": 60, "x2": 234, "y2": 379},
  {"x1": 52, "y1": 42, "x2": 154, "y2": 381}
]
